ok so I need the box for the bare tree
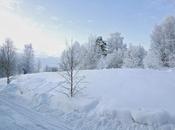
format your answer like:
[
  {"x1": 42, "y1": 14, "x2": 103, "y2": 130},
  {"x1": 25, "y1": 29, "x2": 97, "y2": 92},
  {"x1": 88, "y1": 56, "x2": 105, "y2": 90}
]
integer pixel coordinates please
[
  {"x1": 0, "y1": 38, "x2": 16, "y2": 84},
  {"x1": 59, "y1": 41, "x2": 86, "y2": 98},
  {"x1": 0, "y1": 52, "x2": 5, "y2": 78}
]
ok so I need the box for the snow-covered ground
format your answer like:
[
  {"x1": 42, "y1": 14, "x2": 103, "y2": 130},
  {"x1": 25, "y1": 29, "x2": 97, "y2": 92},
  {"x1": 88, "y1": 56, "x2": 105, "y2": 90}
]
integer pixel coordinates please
[{"x1": 0, "y1": 69, "x2": 175, "y2": 130}]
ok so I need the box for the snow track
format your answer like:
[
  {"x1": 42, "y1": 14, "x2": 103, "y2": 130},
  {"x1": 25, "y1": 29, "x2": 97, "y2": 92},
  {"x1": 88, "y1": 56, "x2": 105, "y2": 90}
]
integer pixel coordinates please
[{"x1": 0, "y1": 95, "x2": 71, "y2": 130}]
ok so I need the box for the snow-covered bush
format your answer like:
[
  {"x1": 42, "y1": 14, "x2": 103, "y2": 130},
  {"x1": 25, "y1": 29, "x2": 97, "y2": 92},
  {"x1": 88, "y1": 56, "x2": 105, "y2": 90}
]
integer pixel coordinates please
[
  {"x1": 105, "y1": 49, "x2": 124, "y2": 68},
  {"x1": 144, "y1": 49, "x2": 161, "y2": 68}
]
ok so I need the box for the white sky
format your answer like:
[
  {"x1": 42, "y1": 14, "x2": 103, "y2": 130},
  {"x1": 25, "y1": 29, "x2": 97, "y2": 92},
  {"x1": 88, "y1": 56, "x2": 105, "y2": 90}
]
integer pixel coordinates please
[
  {"x1": 0, "y1": 0, "x2": 65, "y2": 56},
  {"x1": 0, "y1": 0, "x2": 174, "y2": 56}
]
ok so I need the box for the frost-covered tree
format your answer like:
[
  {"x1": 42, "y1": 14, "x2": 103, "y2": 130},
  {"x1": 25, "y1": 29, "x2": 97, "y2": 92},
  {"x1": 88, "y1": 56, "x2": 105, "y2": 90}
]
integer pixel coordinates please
[
  {"x1": 107, "y1": 32, "x2": 126, "y2": 52},
  {"x1": 0, "y1": 51, "x2": 5, "y2": 78},
  {"x1": 0, "y1": 38, "x2": 16, "y2": 84},
  {"x1": 144, "y1": 48, "x2": 161, "y2": 68},
  {"x1": 96, "y1": 36, "x2": 108, "y2": 56},
  {"x1": 96, "y1": 36, "x2": 109, "y2": 69},
  {"x1": 44, "y1": 65, "x2": 49, "y2": 72},
  {"x1": 36, "y1": 59, "x2": 41, "y2": 73},
  {"x1": 22, "y1": 44, "x2": 34, "y2": 74},
  {"x1": 59, "y1": 41, "x2": 86, "y2": 98},
  {"x1": 105, "y1": 49, "x2": 124, "y2": 68},
  {"x1": 124, "y1": 45, "x2": 146, "y2": 68},
  {"x1": 15, "y1": 53, "x2": 24, "y2": 74},
  {"x1": 81, "y1": 35, "x2": 100, "y2": 69},
  {"x1": 59, "y1": 41, "x2": 82, "y2": 71},
  {"x1": 103, "y1": 32, "x2": 127, "y2": 68},
  {"x1": 168, "y1": 53, "x2": 175, "y2": 67},
  {"x1": 0, "y1": 66, "x2": 3, "y2": 78},
  {"x1": 148, "y1": 16, "x2": 175, "y2": 68},
  {"x1": 44, "y1": 65, "x2": 57, "y2": 72}
]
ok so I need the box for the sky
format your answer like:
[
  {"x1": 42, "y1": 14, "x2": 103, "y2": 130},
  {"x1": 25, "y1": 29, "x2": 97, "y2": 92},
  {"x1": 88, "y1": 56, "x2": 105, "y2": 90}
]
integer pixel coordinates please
[{"x1": 0, "y1": 0, "x2": 175, "y2": 56}]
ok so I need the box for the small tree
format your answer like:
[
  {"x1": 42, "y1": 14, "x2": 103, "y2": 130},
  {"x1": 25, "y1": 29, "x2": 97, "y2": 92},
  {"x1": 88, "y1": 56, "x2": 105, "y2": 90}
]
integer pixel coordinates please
[
  {"x1": 22, "y1": 43, "x2": 34, "y2": 74},
  {"x1": 0, "y1": 38, "x2": 16, "y2": 84},
  {"x1": 59, "y1": 41, "x2": 86, "y2": 98},
  {"x1": 36, "y1": 59, "x2": 41, "y2": 72},
  {"x1": 96, "y1": 36, "x2": 108, "y2": 56}
]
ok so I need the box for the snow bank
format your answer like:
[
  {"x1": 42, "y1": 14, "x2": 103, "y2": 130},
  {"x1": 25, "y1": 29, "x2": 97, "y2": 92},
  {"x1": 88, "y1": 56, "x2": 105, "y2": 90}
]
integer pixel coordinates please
[{"x1": 0, "y1": 69, "x2": 175, "y2": 130}]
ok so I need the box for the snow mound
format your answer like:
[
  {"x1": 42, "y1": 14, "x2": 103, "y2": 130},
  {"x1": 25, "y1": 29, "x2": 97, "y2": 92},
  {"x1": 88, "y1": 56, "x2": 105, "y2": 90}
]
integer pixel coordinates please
[{"x1": 0, "y1": 69, "x2": 175, "y2": 130}]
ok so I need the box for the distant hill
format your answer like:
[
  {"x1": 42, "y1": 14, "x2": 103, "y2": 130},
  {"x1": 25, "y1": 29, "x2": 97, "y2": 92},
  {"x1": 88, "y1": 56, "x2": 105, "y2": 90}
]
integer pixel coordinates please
[{"x1": 36, "y1": 56, "x2": 59, "y2": 69}]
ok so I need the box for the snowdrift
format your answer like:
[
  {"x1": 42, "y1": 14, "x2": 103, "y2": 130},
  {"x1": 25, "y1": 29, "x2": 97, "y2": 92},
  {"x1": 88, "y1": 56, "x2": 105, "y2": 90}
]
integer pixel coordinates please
[{"x1": 0, "y1": 69, "x2": 175, "y2": 130}]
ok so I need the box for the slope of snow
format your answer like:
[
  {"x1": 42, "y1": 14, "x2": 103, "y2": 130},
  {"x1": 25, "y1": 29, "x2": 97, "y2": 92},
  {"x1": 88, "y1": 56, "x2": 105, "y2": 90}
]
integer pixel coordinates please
[
  {"x1": 0, "y1": 95, "x2": 71, "y2": 130},
  {"x1": 0, "y1": 69, "x2": 175, "y2": 130}
]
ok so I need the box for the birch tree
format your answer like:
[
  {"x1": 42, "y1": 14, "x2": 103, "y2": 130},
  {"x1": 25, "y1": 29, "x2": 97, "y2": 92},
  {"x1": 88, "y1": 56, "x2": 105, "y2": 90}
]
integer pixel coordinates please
[
  {"x1": 0, "y1": 38, "x2": 16, "y2": 84},
  {"x1": 59, "y1": 41, "x2": 86, "y2": 98}
]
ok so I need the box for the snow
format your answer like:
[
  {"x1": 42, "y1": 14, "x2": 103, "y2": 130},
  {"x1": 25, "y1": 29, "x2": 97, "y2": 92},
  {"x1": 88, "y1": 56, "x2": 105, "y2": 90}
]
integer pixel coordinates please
[
  {"x1": 0, "y1": 69, "x2": 175, "y2": 130},
  {"x1": 0, "y1": 96, "x2": 71, "y2": 130}
]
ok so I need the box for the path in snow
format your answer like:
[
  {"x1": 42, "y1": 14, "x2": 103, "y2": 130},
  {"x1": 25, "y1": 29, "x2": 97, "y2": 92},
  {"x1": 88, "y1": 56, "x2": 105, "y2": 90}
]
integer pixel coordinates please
[{"x1": 0, "y1": 95, "x2": 71, "y2": 130}]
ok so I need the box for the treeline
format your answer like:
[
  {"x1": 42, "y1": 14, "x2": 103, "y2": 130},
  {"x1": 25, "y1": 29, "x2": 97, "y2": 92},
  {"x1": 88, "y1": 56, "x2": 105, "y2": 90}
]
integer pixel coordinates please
[
  {"x1": 59, "y1": 16, "x2": 175, "y2": 70},
  {"x1": 0, "y1": 40, "x2": 42, "y2": 83},
  {"x1": 1, "y1": 16, "x2": 175, "y2": 83}
]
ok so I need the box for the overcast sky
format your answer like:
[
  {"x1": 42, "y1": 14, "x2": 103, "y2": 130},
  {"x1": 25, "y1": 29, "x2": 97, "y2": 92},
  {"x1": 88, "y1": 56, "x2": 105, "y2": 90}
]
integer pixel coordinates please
[{"x1": 0, "y1": 0, "x2": 175, "y2": 56}]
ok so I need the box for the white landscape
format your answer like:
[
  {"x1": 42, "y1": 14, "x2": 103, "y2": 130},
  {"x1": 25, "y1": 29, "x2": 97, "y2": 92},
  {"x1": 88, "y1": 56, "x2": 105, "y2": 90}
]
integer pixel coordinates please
[
  {"x1": 0, "y1": 0, "x2": 175, "y2": 130},
  {"x1": 0, "y1": 69, "x2": 175, "y2": 130}
]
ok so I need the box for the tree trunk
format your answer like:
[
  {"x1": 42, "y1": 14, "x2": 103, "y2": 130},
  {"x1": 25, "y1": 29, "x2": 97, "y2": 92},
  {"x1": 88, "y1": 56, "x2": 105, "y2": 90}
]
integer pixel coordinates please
[
  {"x1": 70, "y1": 69, "x2": 73, "y2": 97},
  {"x1": 7, "y1": 76, "x2": 10, "y2": 84},
  {"x1": 70, "y1": 48, "x2": 74, "y2": 97}
]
